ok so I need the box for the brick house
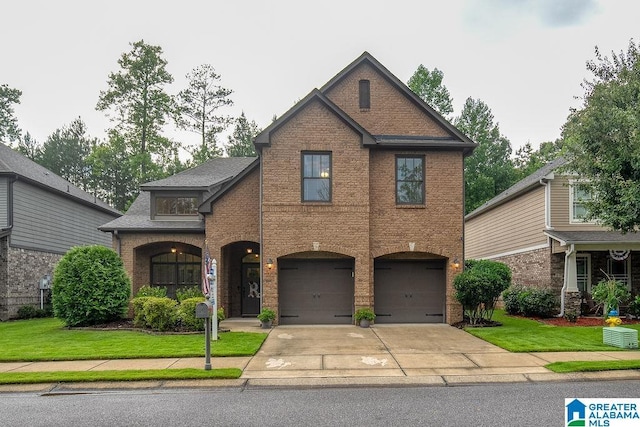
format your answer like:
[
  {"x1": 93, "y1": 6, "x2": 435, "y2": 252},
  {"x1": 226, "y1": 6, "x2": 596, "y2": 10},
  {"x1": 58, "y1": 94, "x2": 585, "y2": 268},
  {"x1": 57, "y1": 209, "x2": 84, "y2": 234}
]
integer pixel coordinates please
[
  {"x1": 465, "y1": 157, "x2": 640, "y2": 315},
  {"x1": 100, "y1": 52, "x2": 476, "y2": 324},
  {"x1": 0, "y1": 142, "x2": 121, "y2": 320}
]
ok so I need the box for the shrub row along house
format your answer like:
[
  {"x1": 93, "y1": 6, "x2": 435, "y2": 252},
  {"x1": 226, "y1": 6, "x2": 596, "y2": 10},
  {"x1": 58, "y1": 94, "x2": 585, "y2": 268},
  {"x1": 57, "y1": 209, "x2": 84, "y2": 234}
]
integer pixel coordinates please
[
  {"x1": 465, "y1": 157, "x2": 640, "y2": 316},
  {"x1": 0, "y1": 142, "x2": 121, "y2": 320},
  {"x1": 100, "y1": 52, "x2": 477, "y2": 325}
]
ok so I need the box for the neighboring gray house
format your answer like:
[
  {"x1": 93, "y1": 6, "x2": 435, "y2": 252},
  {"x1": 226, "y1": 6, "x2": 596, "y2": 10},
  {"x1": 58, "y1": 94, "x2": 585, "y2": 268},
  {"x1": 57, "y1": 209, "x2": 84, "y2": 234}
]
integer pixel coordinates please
[{"x1": 0, "y1": 143, "x2": 121, "y2": 320}]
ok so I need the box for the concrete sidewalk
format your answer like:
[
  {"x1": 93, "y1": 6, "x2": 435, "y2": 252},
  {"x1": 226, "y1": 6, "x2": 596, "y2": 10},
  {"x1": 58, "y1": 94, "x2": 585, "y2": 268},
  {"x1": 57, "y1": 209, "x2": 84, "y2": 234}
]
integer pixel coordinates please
[{"x1": 1, "y1": 320, "x2": 640, "y2": 392}]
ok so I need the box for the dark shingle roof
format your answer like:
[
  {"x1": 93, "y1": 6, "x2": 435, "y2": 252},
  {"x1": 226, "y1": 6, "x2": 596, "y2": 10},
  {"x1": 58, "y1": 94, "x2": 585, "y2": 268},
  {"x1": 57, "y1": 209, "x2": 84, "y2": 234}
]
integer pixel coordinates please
[
  {"x1": 141, "y1": 157, "x2": 257, "y2": 190},
  {"x1": 100, "y1": 156, "x2": 258, "y2": 232},
  {"x1": 544, "y1": 230, "x2": 640, "y2": 245},
  {"x1": 0, "y1": 142, "x2": 120, "y2": 216},
  {"x1": 465, "y1": 157, "x2": 567, "y2": 220}
]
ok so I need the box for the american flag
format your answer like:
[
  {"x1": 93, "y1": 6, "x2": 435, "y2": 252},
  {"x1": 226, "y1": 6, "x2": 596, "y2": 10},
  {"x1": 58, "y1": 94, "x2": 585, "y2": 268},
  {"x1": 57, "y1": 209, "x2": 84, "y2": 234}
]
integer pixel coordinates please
[{"x1": 202, "y1": 249, "x2": 211, "y2": 296}]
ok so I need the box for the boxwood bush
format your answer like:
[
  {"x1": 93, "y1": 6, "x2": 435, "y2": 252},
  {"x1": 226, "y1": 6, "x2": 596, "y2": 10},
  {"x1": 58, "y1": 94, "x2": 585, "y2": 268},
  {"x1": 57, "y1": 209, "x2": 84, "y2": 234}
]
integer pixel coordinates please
[
  {"x1": 502, "y1": 285, "x2": 557, "y2": 318},
  {"x1": 177, "y1": 296, "x2": 207, "y2": 331},
  {"x1": 141, "y1": 297, "x2": 178, "y2": 331},
  {"x1": 52, "y1": 245, "x2": 131, "y2": 327}
]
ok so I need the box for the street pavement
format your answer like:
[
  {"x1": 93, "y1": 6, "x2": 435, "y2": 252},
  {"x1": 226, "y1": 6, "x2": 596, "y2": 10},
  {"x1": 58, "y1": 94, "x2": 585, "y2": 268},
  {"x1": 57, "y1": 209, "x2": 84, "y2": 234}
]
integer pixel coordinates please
[{"x1": 1, "y1": 319, "x2": 639, "y2": 392}]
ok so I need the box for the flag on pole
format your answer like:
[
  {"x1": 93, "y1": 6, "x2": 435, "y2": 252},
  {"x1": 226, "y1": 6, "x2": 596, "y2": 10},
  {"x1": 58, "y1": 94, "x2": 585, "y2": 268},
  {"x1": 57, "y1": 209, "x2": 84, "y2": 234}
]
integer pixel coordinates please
[{"x1": 202, "y1": 249, "x2": 211, "y2": 296}]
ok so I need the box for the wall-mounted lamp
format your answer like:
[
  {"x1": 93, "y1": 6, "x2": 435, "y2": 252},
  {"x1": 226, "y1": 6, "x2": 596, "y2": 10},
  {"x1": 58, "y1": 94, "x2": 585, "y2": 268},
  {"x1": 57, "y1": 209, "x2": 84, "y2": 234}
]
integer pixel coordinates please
[
  {"x1": 246, "y1": 248, "x2": 253, "y2": 254},
  {"x1": 170, "y1": 246, "x2": 177, "y2": 254},
  {"x1": 451, "y1": 257, "x2": 460, "y2": 269},
  {"x1": 266, "y1": 258, "x2": 274, "y2": 270}
]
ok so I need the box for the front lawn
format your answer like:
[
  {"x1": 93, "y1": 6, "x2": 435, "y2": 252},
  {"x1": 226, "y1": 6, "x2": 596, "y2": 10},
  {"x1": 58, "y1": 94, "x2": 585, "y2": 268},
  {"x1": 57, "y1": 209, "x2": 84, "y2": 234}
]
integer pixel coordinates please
[
  {"x1": 465, "y1": 310, "x2": 640, "y2": 353},
  {"x1": 0, "y1": 318, "x2": 267, "y2": 362}
]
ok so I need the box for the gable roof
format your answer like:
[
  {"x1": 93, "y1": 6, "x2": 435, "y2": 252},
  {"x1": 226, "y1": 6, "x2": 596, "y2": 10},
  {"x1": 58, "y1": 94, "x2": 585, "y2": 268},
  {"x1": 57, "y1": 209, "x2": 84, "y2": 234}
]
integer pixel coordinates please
[
  {"x1": 0, "y1": 142, "x2": 120, "y2": 216},
  {"x1": 465, "y1": 157, "x2": 567, "y2": 220},
  {"x1": 100, "y1": 156, "x2": 258, "y2": 232},
  {"x1": 320, "y1": 51, "x2": 477, "y2": 154},
  {"x1": 254, "y1": 52, "x2": 477, "y2": 155},
  {"x1": 253, "y1": 89, "x2": 375, "y2": 148}
]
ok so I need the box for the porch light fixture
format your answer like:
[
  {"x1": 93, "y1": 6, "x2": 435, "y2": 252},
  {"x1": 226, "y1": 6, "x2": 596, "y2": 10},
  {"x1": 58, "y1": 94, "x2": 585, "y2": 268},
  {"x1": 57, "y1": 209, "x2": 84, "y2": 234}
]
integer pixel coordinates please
[
  {"x1": 170, "y1": 246, "x2": 177, "y2": 254},
  {"x1": 451, "y1": 257, "x2": 460, "y2": 269},
  {"x1": 246, "y1": 248, "x2": 253, "y2": 254},
  {"x1": 266, "y1": 258, "x2": 274, "y2": 270}
]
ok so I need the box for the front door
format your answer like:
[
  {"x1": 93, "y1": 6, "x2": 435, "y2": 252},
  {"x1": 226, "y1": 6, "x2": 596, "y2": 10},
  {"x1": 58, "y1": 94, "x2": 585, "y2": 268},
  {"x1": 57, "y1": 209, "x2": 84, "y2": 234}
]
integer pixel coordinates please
[{"x1": 241, "y1": 263, "x2": 260, "y2": 316}]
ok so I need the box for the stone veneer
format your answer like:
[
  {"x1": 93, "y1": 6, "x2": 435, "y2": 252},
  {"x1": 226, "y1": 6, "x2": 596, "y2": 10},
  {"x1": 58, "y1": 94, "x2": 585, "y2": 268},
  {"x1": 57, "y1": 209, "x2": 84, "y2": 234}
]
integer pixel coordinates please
[
  {"x1": 491, "y1": 247, "x2": 553, "y2": 289},
  {"x1": 0, "y1": 244, "x2": 60, "y2": 320}
]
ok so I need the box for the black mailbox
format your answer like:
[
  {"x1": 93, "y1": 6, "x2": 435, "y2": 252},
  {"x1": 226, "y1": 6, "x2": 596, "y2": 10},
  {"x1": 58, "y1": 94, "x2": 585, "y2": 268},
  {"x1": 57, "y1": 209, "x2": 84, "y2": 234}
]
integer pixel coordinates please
[{"x1": 195, "y1": 301, "x2": 213, "y2": 319}]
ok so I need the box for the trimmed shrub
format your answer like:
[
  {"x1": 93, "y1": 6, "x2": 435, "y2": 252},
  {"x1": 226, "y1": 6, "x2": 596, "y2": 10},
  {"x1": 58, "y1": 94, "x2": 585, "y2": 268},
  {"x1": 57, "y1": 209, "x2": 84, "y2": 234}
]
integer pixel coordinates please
[
  {"x1": 502, "y1": 286, "x2": 558, "y2": 318},
  {"x1": 141, "y1": 297, "x2": 178, "y2": 331},
  {"x1": 135, "y1": 285, "x2": 167, "y2": 298},
  {"x1": 454, "y1": 259, "x2": 511, "y2": 324},
  {"x1": 52, "y1": 245, "x2": 131, "y2": 327},
  {"x1": 217, "y1": 307, "x2": 226, "y2": 322},
  {"x1": 629, "y1": 295, "x2": 640, "y2": 318},
  {"x1": 17, "y1": 305, "x2": 38, "y2": 319},
  {"x1": 176, "y1": 286, "x2": 203, "y2": 303},
  {"x1": 177, "y1": 296, "x2": 206, "y2": 331},
  {"x1": 131, "y1": 296, "x2": 152, "y2": 328}
]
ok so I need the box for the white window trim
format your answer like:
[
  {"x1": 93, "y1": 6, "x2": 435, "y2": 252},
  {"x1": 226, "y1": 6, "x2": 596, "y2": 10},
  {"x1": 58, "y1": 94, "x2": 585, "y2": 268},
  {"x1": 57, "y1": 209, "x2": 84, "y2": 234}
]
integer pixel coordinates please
[
  {"x1": 576, "y1": 253, "x2": 592, "y2": 293},
  {"x1": 569, "y1": 180, "x2": 596, "y2": 224}
]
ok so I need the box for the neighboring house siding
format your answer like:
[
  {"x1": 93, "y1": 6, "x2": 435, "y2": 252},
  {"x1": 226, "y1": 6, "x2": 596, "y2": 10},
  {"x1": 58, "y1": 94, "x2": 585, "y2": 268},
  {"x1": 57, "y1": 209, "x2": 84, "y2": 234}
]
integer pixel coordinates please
[
  {"x1": 324, "y1": 62, "x2": 451, "y2": 137},
  {"x1": 11, "y1": 181, "x2": 114, "y2": 252},
  {"x1": 549, "y1": 176, "x2": 604, "y2": 231},
  {"x1": 466, "y1": 186, "x2": 547, "y2": 259},
  {"x1": 0, "y1": 177, "x2": 8, "y2": 228}
]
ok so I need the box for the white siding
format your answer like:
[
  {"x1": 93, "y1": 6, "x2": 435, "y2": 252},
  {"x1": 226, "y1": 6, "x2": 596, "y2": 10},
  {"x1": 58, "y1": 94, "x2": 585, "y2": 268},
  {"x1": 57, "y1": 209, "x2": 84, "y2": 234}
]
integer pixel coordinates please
[
  {"x1": 466, "y1": 186, "x2": 547, "y2": 259},
  {"x1": 11, "y1": 181, "x2": 116, "y2": 252}
]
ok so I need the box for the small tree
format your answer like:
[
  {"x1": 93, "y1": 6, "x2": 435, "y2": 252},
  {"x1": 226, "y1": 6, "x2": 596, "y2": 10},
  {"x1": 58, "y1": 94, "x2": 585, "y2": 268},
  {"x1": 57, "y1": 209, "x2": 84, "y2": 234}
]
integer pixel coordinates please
[
  {"x1": 454, "y1": 259, "x2": 511, "y2": 324},
  {"x1": 52, "y1": 245, "x2": 131, "y2": 326}
]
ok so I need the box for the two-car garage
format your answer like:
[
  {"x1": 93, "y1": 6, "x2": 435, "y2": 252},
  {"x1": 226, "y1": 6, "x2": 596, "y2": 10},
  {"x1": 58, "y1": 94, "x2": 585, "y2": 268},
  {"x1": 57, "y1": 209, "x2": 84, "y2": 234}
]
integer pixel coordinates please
[{"x1": 277, "y1": 256, "x2": 446, "y2": 325}]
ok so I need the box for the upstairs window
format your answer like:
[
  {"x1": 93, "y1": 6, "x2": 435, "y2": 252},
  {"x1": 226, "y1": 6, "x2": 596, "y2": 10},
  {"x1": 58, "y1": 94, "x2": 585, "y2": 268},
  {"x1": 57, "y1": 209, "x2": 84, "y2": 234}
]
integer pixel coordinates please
[
  {"x1": 570, "y1": 181, "x2": 593, "y2": 223},
  {"x1": 396, "y1": 156, "x2": 424, "y2": 204},
  {"x1": 155, "y1": 196, "x2": 198, "y2": 217},
  {"x1": 302, "y1": 152, "x2": 331, "y2": 202},
  {"x1": 359, "y1": 79, "x2": 370, "y2": 109}
]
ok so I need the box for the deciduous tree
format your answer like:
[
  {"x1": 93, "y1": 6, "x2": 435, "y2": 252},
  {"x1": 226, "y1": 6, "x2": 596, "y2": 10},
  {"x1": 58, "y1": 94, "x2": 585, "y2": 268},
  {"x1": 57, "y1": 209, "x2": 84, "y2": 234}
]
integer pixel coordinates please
[
  {"x1": 0, "y1": 84, "x2": 22, "y2": 143},
  {"x1": 563, "y1": 39, "x2": 640, "y2": 232},
  {"x1": 407, "y1": 65, "x2": 454, "y2": 117}
]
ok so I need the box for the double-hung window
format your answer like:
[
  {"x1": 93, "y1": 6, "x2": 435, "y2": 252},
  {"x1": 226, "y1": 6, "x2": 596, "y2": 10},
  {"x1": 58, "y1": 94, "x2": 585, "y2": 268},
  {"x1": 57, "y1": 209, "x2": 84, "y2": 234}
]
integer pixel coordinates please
[
  {"x1": 302, "y1": 152, "x2": 331, "y2": 202},
  {"x1": 396, "y1": 156, "x2": 424, "y2": 204},
  {"x1": 570, "y1": 181, "x2": 593, "y2": 223}
]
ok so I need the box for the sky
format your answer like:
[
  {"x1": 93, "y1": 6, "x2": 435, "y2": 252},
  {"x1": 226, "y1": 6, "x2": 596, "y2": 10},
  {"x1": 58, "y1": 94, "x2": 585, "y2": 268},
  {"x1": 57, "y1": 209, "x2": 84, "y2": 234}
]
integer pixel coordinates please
[{"x1": 2, "y1": 0, "x2": 639, "y2": 156}]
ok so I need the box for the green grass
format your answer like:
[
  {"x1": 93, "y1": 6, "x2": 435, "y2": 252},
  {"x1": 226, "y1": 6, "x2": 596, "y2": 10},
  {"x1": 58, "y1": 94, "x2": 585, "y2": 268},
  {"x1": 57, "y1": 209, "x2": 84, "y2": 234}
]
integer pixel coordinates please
[
  {"x1": 465, "y1": 310, "x2": 640, "y2": 352},
  {"x1": 0, "y1": 318, "x2": 267, "y2": 362},
  {"x1": 0, "y1": 368, "x2": 242, "y2": 385},
  {"x1": 546, "y1": 360, "x2": 640, "y2": 373}
]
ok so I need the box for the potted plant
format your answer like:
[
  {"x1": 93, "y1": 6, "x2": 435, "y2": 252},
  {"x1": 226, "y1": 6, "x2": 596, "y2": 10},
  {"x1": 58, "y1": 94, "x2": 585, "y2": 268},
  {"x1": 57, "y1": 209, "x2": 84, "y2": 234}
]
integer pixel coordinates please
[
  {"x1": 354, "y1": 307, "x2": 376, "y2": 328},
  {"x1": 257, "y1": 308, "x2": 276, "y2": 329},
  {"x1": 591, "y1": 276, "x2": 631, "y2": 317}
]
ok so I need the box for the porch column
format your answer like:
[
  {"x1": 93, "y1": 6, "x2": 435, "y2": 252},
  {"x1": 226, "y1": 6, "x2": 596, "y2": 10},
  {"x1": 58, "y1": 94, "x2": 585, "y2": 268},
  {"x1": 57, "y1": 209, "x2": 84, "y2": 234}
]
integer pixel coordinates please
[{"x1": 565, "y1": 246, "x2": 579, "y2": 292}]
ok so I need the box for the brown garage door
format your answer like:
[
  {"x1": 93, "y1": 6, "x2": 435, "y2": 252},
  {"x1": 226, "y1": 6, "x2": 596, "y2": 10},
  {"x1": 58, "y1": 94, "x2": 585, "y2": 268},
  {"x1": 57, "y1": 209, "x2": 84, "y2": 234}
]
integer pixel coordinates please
[
  {"x1": 279, "y1": 259, "x2": 354, "y2": 324},
  {"x1": 374, "y1": 260, "x2": 445, "y2": 323}
]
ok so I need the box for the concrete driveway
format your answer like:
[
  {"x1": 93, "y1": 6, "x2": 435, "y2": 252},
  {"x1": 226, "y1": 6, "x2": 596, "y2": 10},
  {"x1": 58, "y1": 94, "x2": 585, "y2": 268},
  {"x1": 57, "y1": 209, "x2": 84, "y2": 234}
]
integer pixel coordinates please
[{"x1": 242, "y1": 324, "x2": 550, "y2": 381}]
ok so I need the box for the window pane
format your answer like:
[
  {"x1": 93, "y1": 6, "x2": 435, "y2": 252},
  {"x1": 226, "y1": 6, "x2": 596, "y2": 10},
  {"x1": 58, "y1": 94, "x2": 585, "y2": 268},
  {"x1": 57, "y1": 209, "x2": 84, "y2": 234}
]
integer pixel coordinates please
[
  {"x1": 396, "y1": 157, "x2": 424, "y2": 204},
  {"x1": 304, "y1": 178, "x2": 330, "y2": 201}
]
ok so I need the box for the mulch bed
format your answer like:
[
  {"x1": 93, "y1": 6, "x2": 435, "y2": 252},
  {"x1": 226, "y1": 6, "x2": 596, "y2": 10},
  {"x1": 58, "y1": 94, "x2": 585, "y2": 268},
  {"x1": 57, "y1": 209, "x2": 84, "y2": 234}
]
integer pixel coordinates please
[{"x1": 537, "y1": 316, "x2": 640, "y2": 327}]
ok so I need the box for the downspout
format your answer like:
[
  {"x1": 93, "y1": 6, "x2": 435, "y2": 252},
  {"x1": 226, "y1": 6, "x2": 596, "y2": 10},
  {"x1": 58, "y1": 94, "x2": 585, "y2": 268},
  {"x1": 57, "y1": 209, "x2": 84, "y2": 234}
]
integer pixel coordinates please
[{"x1": 558, "y1": 243, "x2": 575, "y2": 317}]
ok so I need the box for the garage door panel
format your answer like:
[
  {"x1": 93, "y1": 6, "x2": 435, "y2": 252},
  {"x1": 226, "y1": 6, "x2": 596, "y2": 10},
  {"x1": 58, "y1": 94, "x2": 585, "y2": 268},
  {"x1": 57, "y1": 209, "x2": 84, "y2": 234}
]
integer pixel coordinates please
[
  {"x1": 279, "y1": 259, "x2": 353, "y2": 325},
  {"x1": 374, "y1": 260, "x2": 445, "y2": 323}
]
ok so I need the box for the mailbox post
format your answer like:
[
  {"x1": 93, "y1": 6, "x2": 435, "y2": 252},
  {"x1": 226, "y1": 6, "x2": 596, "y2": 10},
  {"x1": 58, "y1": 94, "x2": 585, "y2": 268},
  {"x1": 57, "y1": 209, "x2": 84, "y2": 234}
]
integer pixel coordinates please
[{"x1": 195, "y1": 301, "x2": 213, "y2": 370}]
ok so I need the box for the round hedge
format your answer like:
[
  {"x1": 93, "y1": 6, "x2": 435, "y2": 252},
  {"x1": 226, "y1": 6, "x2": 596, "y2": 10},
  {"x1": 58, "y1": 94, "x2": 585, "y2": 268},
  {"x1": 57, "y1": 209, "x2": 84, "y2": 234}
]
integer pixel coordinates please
[{"x1": 52, "y1": 245, "x2": 131, "y2": 326}]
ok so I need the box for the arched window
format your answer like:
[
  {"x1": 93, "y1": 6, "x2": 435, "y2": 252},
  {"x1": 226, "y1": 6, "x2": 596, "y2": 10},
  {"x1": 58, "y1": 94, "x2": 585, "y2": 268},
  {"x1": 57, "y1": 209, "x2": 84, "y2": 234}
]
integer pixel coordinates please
[{"x1": 151, "y1": 252, "x2": 201, "y2": 297}]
